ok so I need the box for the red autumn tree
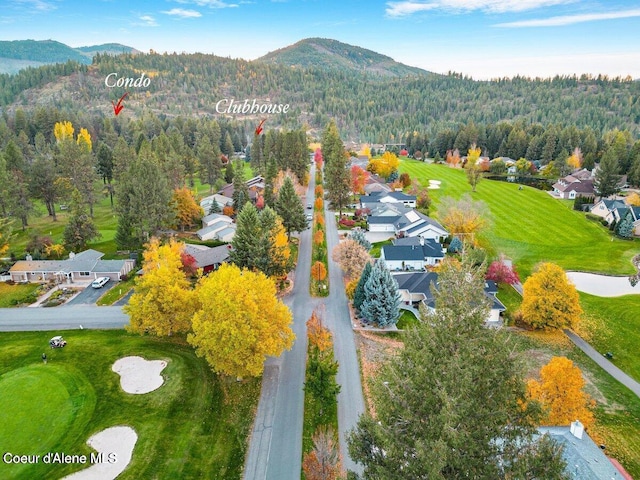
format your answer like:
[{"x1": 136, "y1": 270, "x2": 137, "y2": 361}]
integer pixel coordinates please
[
  {"x1": 314, "y1": 148, "x2": 324, "y2": 169},
  {"x1": 350, "y1": 165, "x2": 368, "y2": 195},
  {"x1": 486, "y1": 256, "x2": 520, "y2": 285},
  {"x1": 180, "y1": 251, "x2": 199, "y2": 277}
]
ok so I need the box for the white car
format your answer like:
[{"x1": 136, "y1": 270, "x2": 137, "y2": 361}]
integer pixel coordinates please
[{"x1": 91, "y1": 277, "x2": 110, "y2": 289}]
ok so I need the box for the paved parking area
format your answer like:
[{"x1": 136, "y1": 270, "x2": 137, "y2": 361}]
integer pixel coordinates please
[{"x1": 66, "y1": 281, "x2": 113, "y2": 305}]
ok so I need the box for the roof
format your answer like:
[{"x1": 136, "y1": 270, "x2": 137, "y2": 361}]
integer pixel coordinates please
[
  {"x1": 183, "y1": 244, "x2": 230, "y2": 267},
  {"x1": 361, "y1": 191, "x2": 417, "y2": 203},
  {"x1": 202, "y1": 213, "x2": 232, "y2": 225},
  {"x1": 367, "y1": 215, "x2": 401, "y2": 224},
  {"x1": 537, "y1": 426, "x2": 623, "y2": 479},
  {"x1": 216, "y1": 226, "x2": 236, "y2": 238},
  {"x1": 92, "y1": 259, "x2": 133, "y2": 273},
  {"x1": 387, "y1": 238, "x2": 445, "y2": 260},
  {"x1": 382, "y1": 245, "x2": 426, "y2": 261},
  {"x1": 395, "y1": 210, "x2": 448, "y2": 235},
  {"x1": 9, "y1": 249, "x2": 110, "y2": 274},
  {"x1": 592, "y1": 199, "x2": 627, "y2": 212}
]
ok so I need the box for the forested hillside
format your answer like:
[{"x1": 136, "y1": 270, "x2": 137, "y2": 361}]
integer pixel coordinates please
[{"x1": 1, "y1": 49, "x2": 638, "y2": 143}]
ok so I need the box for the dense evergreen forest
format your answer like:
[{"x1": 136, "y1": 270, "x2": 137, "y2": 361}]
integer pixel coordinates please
[{"x1": 0, "y1": 50, "x2": 639, "y2": 143}]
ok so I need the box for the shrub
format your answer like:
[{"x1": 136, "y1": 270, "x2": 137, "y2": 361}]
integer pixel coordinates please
[{"x1": 338, "y1": 218, "x2": 356, "y2": 228}]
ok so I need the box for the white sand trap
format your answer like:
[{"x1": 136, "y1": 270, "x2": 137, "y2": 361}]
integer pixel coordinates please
[
  {"x1": 567, "y1": 271, "x2": 640, "y2": 297},
  {"x1": 112, "y1": 356, "x2": 167, "y2": 394},
  {"x1": 62, "y1": 426, "x2": 137, "y2": 480},
  {"x1": 428, "y1": 180, "x2": 441, "y2": 189}
]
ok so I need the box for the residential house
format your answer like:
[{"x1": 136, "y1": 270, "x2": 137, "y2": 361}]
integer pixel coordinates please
[
  {"x1": 218, "y1": 175, "x2": 265, "y2": 203},
  {"x1": 552, "y1": 170, "x2": 596, "y2": 200},
  {"x1": 363, "y1": 174, "x2": 392, "y2": 195},
  {"x1": 394, "y1": 209, "x2": 448, "y2": 242},
  {"x1": 612, "y1": 206, "x2": 640, "y2": 236},
  {"x1": 392, "y1": 271, "x2": 506, "y2": 324},
  {"x1": 365, "y1": 203, "x2": 413, "y2": 232},
  {"x1": 380, "y1": 237, "x2": 445, "y2": 270},
  {"x1": 9, "y1": 249, "x2": 136, "y2": 284},
  {"x1": 200, "y1": 193, "x2": 233, "y2": 214},
  {"x1": 589, "y1": 199, "x2": 627, "y2": 224},
  {"x1": 196, "y1": 214, "x2": 236, "y2": 241},
  {"x1": 183, "y1": 243, "x2": 230, "y2": 274},
  {"x1": 537, "y1": 421, "x2": 629, "y2": 479},
  {"x1": 360, "y1": 191, "x2": 417, "y2": 209},
  {"x1": 215, "y1": 226, "x2": 237, "y2": 243}
]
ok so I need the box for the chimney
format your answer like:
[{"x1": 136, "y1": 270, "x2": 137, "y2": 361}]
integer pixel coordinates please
[
  {"x1": 419, "y1": 236, "x2": 424, "y2": 246},
  {"x1": 570, "y1": 420, "x2": 584, "y2": 439}
]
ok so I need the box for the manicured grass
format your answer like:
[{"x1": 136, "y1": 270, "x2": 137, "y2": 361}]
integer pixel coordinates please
[
  {"x1": 399, "y1": 160, "x2": 638, "y2": 278},
  {"x1": 369, "y1": 239, "x2": 392, "y2": 258},
  {"x1": 0, "y1": 283, "x2": 42, "y2": 307},
  {"x1": 496, "y1": 284, "x2": 523, "y2": 325},
  {"x1": 96, "y1": 277, "x2": 137, "y2": 306},
  {"x1": 397, "y1": 309, "x2": 419, "y2": 329},
  {"x1": 579, "y1": 292, "x2": 640, "y2": 383},
  {"x1": 0, "y1": 330, "x2": 260, "y2": 479}
]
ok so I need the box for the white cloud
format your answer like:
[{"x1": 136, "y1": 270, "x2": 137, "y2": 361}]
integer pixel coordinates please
[
  {"x1": 176, "y1": 0, "x2": 239, "y2": 7},
  {"x1": 494, "y1": 8, "x2": 640, "y2": 27},
  {"x1": 162, "y1": 8, "x2": 202, "y2": 18},
  {"x1": 386, "y1": 0, "x2": 573, "y2": 18},
  {"x1": 133, "y1": 15, "x2": 158, "y2": 27},
  {"x1": 12, "y1": 0, "x2": 57, "y2": 12}
]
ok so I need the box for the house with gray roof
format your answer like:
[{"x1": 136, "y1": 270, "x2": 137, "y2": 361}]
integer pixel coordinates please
[
  {"x1": 200, "y1": 194, "x2": 233, "y2": 214},
  {"x1": 9, "y1": 249, "x2": 135, "y2": 284},
  {"x1": 538, "y1": 420, "x2": 628, "y2": 479},
  {"x1": 392, "y1": 271, "x2": 505, "y2": 324},
  {"x1": 196, "y1": 219, "x2": 236, "y2": 242},
  {"x1": 590, "y1": 199, "x2": 627, "y2": 224},
  {"x1": 201, "y1": 213, "x2": 233, "y2": 228},
  {"x1": 360, "y1": 191, "x2": 417, "y2": 209},
  {"x1": 380, "y1": 237, "x2": 445, "y2": 270},
  {"x1": 183, "y1": 243, "x2": 230, "y2": 274},
  {"x1": 394, "y1": 210, "x2": 448, "y2": 242}
]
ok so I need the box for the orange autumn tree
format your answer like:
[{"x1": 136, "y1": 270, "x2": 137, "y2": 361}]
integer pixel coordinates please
[
  {"x1": 306, "y1": 309, "x2": 332, "y2": 352},
  {"x1": 302, "y1": 427, "x2": 343, "y2": 480},
  {"x1": 446, "y1": 148, "x2": 461, "y2": 168},
  {"x1": 314, "y1": 229, "x2": 325, "y2": 246},
  {"x1": 315, "y1": 197, "x2": 324, "y2": 210},
  {"x1": 173, "y1": 187, "x2": 204, "y2": 231},
  {"x1": 527, "y1": 356, "x2": 595, "y2": 429},
  {"x1": 350, "y1": 165, "x2": 369, "y2": 196},
  {"x1": 311, "y1": 261, "x2": 327, "y2": 282},
  {"x1": 315, "y1": 185, "x2": 324, "y2": 198}
]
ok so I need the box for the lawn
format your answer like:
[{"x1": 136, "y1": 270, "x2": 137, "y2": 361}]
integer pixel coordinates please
[
  {"x1": 397, "y1": 309, "x2": 419, "y2": 329},
  {"x1": 0, "y1": 283, "x2": 43, "y2": 307},
  {"x1": 369, "y1": 239, "x2": 392, "y2": 258},
  {"x1": 579, "y1": 292, "x2": 640, "y2": 383},
  {"x1": 399, "y1": 160, "x2": 638, "y2": 278},
  {"x1": 0, "y1": 330, "x2": 260, "y2": 480},
  {"x1": 96, "y1": 276, "x2": 137, "y2": 306}
]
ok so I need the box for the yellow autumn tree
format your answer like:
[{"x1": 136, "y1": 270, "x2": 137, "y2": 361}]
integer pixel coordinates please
[
  {"x1": 521, "y1": 263, "x2": 583, "y2": 331},
  {"x1": 125, "y1": 238, "x2": 198, "y2": 336},
  {"x1": 466, "y1": 143, "x2": 481, "y2": 166},
  {"x1": 188, "y1": 263, "x2": 295, "y2": 378},
  {"x1": 367, "y1": 151, "x2": 399, "y2": 179},
  {"x1": 172, "y1": 187, "x2": 204, "y2": 231},
  {"x1": 625, "y1": 192, "x2": 640, "y2": 207},
  {"x1": 311, "y1": 261, "x2": 327, "y2": 282},
  {"x1": 527, "y1": 356, "x2": 595, "y2": 429},
  {"x1": 360, "y1": 145, "x2": 372, "y2": 159},
  {"x1": 76, "y1": 127, "x2": 92, "y2": 152},
  {"x1": 567, "y1": 147, "x2": 583, "y2": 170},
  {"x1": 270, "y1": 218, "x2": 291, "y2": 277},
  {"x1": 438, "y1": 194, "x2": 489, "y2": 243},
  {"x1": 54, "y1": 121, "x2": 74, "y2": 143},
  {"x1": 0, "y1": 218, "x2": 12, "y2": 257},
  {"x1": 307, "y1": 309, "x2": 332, "y2": 352}
]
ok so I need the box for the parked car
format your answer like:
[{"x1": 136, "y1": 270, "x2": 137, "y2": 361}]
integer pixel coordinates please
[
  {"x1": 306, "y1": 213, "x2": 313, "y2": 221},
  {"x1": 307, "y1": 203, "x2": 312, "y2": 209},
  {"x1": 49, "y1": 336, "x2": 67, "y2": 348},
  {"x1": 91, "y1": 277, "x2": 110, "y2": 289}
]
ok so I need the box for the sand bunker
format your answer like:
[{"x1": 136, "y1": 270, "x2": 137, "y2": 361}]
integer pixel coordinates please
[
  {"x1": 428, "y1": 180, "x2": 441, "y2": 189},
  {"x1": 112, "y1": 356, "x2": 167, "y2": 394},
  {"x1": 62, "y1": 426, "x2": 137, "y2": 480},
  {"x1": 566, "y1": 271, "x2": 640, "y2": 297}
]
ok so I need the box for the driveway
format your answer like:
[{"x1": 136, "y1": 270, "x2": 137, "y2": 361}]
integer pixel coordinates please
[{"x1": 66, "y1": 281, "x2": 113, "y2": 305}]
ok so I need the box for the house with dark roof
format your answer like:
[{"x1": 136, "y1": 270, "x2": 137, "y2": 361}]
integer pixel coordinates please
[
  {"x1": 590, "y1": 199, "x2": 627, "y2": 224},
  {"x1": 538, "y1": 420, "x2": 629, "y2": 479},
  {"x1": 392, "y1": 271, "x2": 506, "y2": 324},
  {"x1": 365, "y1": 203, "x2": 413, "y2": 232},
  {"x1": 9, "y1": 249, "x2": 136, "y2": 284},
  {"x1": 380, "y1": 237, "x2": 445, "y2": 270},
  {"x1": 363, "y1": 174, "x2": 392, "y2": 195},
  {"x1": 200, "y1": 193, "x2": 233, "y2": 214},
  {"x1": 394, "y1": 210, "x2": 448, "y2": 242},
  {"x1": 218, "y1": 175, "x2": 265, "y2": 202},
  {"x1": 183, "y1": 243, "x2": 230, "y2": 274},
  {"x1": 360, "y1": 191, "x2": 417, "y2": 209},
  {"x1": 612, "y1": 206, "x2": 640, "y2": 236},
  {"x1": 552, "y1": 170, "x2": 596, "y2": 200}
]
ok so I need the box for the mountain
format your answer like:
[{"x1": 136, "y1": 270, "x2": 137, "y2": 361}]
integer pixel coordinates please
[
  {"x1": 257, "y1": 38, "x2": 431, "y2": 77},
  {"x1": 0, "y1": 40, "x2": 137, "y2": 74}
]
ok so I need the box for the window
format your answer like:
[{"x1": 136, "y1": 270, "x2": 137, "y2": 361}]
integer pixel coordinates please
[{"x1": 79, "y1": 271, "x2": 91, "y2": 277}]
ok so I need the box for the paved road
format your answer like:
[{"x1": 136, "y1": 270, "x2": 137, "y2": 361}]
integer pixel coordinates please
[
  {"x1": 244, "y1": 165, "x2": 318, "y2": 480},
  {"x1": 564, "y1": 329, "x2": 640, "y2": 398},
  {"x1": 324, "y1": 206, "x2": 366, "y2": 476},
  {"x1": 0, "y1": 305, "x2": 129, "y2": 331}
]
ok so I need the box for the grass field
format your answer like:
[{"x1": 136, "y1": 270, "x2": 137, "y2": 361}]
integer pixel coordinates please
[
  {"x1": 0, "y1": 330, "x2": 259, "y2": 480},
  {"x1": 397, "y1": 309, "x2": 419, "y2": 329},
  {"x1": 96, "y1": 277, "x2": 137, "y2": 306},
  {"x1": 398, "y1": 160, "x2": 638, "y2": 278},
  {"x1": 0, "y1": 283, "x2": 43, "y2": 307},
  {"x1": 579, "y1": 292, "x2": 640, "y2": 382}
]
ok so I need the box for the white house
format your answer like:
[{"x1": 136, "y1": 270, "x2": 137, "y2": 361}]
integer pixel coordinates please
[
  {"x1": 552, "y1": 169, "x2": 596, "y2": 200},
  {"x1": 196, "y1": 219, "x2": 236, "y2": 242},
  {"x1": 201, "y1": 213, "x2": 233, "y2": 228},
  {"x1": 589, "y1": 199, "x2": 627, "y2": 223},
  {"x1": 380, "y1": 237, "x2": 445, "y2": 270},
  {"x1": 394, "y1": 210, "x2": 448, "y2": 242},
  {"x1": 392, "y1": 272, "x2": 505, "y2": 325},
  {"x1": 365, "y1": 204, "x2": 412, "y2": 232},
  {"x1": 360, "y1": 191, "x2": 417, "y2": 209},
  {"x1": 216, "y1": 226, "x2": 237, "y2": 243},
  {"x1": 200, "y1": 194, "x2": 233, "y2": 214}
]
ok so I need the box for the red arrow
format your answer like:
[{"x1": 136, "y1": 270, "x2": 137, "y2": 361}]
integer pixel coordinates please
[
  {"x1": 112, "y1": 92, "x2": 129, "y2": 116},
  {"x1": 255, "y1": 118, "x2": 266, "y2": 136}
]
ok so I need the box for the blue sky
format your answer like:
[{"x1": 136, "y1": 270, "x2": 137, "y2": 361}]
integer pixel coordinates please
[{"x1": 1, "y1": 0, "x2": 640, "y2": 79}]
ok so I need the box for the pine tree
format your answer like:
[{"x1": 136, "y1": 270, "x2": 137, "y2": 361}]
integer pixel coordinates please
[
  {"x1": 616, "y1": 209, "x2": 634, "y2": 238},
  {"x1": 348, "y1": 257, "x2": 569, "y2": 479},
  {"x1": 264, "y1": 156, "x2": 278, "y2": 207},
  {"x1": 322, "y1": 121, "x2": 350, "y2": 215},
  {"x1": 353, "y1": 261, "x2": 372, "y2": 311},
  {"x1": 232, "y1": 160, "x2": 250, "y2": 212},
  {"x1": 230, "y1": 203, "x2": 261, "y2": 270},
  {"x1": 360, "y1": 260, "x2": 400, "y2": 327},
  {"x1": 348, "y1": 228, "x2": 371, "y2": 251},
  {"x1": 275, "y1": 176, "x2": 307, "y2": 239},
  {"x1": 594, "y1": 147, "x2": 621, "y2": 198},
  {"x1": 208, "y1": 199, "x2": 221, "y2": 214},
  {"x1": 63, "y1": 190, "x2": 100, "y2": 252},
  {"x1": 224, "y1": 162, "x2": 234, "y2": 184}
]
